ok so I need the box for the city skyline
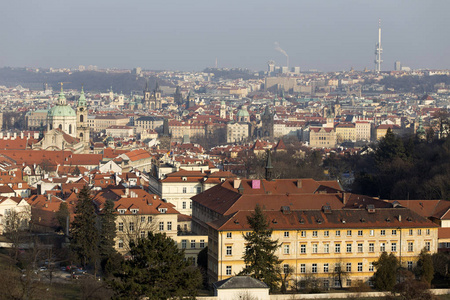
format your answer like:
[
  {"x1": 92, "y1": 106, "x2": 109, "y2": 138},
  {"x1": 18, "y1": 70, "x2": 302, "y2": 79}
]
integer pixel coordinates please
[{"x1": 0, "y1": 0, "x2": 449, "y2": 72}]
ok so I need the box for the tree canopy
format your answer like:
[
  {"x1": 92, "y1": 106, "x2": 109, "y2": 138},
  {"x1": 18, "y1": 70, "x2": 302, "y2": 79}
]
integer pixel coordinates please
[
  {"x1": 352, "y1": 133, "x2": 450, "y2": 200},
  {"x1": 70, "y1": 186, "x2": 99, "y2": 269},
  {"x1": 373, "y1": 252, "x2": 399, "y2": 291},
  {"x1": 110, "y1": 232, "x2": 202, "y2": 300},
  {"x1": 239, "y1": 205, "x2": 282, "y2": 291},
  {"x1": 415, "y1": 248, "x2": 434, "y2": 284}
]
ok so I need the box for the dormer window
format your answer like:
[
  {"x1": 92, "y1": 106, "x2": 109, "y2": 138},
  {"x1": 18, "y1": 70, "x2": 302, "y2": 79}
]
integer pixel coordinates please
[
  {"x1": 118, "y1": 209, "x2": 126, "y2": 214},
  {"x1": 131, "y1": 209, "x2": 139, "y2": 214},
  {"x1": 159, "y1": 208, "x2": 167, "y2": 214},
  {"x1": 182, "y1": 177, "x2": 187, "y2": 181}
]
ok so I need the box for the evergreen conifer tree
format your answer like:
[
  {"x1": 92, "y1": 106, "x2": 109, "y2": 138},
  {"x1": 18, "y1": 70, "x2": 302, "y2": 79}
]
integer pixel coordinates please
[
  {"x1": 240, "y1": 205, "x2": 281, "y2": 291},
  {"x1": 55, "y1": 202, "x2": 69, "y2": 232},
  {"x1": 375, "y1": 128, "x2": 406, "y2": 164},
  {"x1": 99, "y1": 199, "x2": 119, "y2": 275},
  {"x1": 99, "y1": 199, "x2": 117, "y2": 258},
  {"x1": 415, "y1": 248, "x2": 434, "y2": 285},
  {"x1": 70, "y1": 186, "x2": 99, "y2": 269},
  {"x1": 373, "y1": 252, "x2": 399, "y2": 291},
  {"x1": 111, "y1": 232, "x2": 202, "y2": 299}
]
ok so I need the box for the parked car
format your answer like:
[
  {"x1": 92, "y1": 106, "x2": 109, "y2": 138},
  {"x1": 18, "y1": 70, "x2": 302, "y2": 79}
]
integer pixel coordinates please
[
  {"x1": 72, "y1": 271, "x2": 86, "y2": 279},
  {"x1": 65, "y1": 265, "x2": 78, "y2": 272}
]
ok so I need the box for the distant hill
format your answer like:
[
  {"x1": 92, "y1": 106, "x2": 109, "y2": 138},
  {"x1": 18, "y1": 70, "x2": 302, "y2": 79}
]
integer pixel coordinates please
[{"x1": 0, "y1": 67, "x2": 172, "y2": 94}]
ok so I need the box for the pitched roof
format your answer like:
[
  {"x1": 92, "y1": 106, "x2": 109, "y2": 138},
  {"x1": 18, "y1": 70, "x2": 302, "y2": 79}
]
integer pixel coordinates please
[
  {"x1": 192, "y1": 178, "x2": 344, "y2": 216},
  {"x1": 208, "y1": 208, "x2": 438, "y2": 231},
  {"x1": 387, "y1": 200, "x2": 450, "y2": 220},
  {"x1": 124, "y1": 149, "x2": 151, "y2": 162},
  {"x1": 274, "y1": 139, "x2": 286, "y2": 151},
  {"x1": 213, "y1": 276, "x2": 268, "y2": 289}
]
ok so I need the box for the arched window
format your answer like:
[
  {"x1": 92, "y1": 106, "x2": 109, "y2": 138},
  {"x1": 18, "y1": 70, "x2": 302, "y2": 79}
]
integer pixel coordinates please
[
  {"x1": 80, "y1": 132, "x2": 83, "y2": 138},
  {"x1": 58, "y1": 124, "x2": 62, "y2": 130},
  {"x1": 69, "y1": 124, "x2": 72, "y2": 134},
  {"x1": 80, "y1": 115, "x2": 84, "y2": 122}
]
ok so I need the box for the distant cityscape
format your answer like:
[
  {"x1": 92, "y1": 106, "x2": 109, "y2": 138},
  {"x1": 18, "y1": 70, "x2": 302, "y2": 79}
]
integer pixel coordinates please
[{"x1": 0, "y1": 14, "x2": 449, "y2": 300}]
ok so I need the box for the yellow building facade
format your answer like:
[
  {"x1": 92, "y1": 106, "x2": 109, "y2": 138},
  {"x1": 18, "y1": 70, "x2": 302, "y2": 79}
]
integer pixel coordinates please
[
  {"x1": 207, "y1": 208, "x2": 438, "y2": 289},
  {"x1": 335, "y1": 123, "x2": 356, "y2": 143}
]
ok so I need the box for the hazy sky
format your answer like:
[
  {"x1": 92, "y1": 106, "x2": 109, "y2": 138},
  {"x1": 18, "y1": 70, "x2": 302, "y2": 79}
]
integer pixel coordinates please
[{"x1": 1, "y1": 0, "x2": 449, "y2": 72}]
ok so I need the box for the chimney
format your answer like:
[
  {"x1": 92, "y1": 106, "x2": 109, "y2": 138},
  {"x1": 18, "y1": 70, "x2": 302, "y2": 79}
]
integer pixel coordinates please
[
  {"x1": 398, "y1": 215, "x2": 402, "y2": 222},
  {"x1": 20, "y1": 131, "x2": 24, "y2": 139},
  {"x1": 28, "y1": 132, "x2": 31, "y2": 138},
  {"x1": 13, "y1": 132, "x2": 17, "y2": 139},
  {"x1": 233, "y1": 179, "x2": 241, "y2": 189},
  {"x1": 341, "y1": 192, "x2": 349, "y2": 205},
  {"x1": 297, "y1": 180, "x2": 302, "y2": 188},
  {"x1": 47, "y1": 194, "x2": 51, "y2": 201},
  {"x1": 125, "y1": 188, "x2": 129, "y2": 197},
  {"x1": 6, "y1": 132, "x2": 10, "y2": 139},
  {"x1": 0, "y1": 132, "x2": 2, "y2": 139}
]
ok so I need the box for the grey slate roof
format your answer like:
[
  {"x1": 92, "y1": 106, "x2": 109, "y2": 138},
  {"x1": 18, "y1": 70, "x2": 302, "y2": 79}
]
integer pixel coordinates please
[{"x1": 213, "y1": 276, "x2": 269, "y2": 290}]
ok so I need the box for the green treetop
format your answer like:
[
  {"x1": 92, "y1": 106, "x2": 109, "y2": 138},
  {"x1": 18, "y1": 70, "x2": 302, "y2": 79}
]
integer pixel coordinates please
[
  {"x1": 373, "y1": 252, "x2": 399, "y2": 291},
  {"x1": 239, "y1": 205, "x2": 282, "y2": 291},
  {"x1": 70, "y1": 186, "x2": 99, "y2": 269},
  {"x1": 110, "y1": 232, "x2": 202, "y2": 300}
]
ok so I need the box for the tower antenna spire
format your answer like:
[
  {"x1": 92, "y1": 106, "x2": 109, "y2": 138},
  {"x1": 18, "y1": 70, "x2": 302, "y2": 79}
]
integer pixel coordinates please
[{"x1": 374, "y1": 18, "x2": 383, "y2": 74}]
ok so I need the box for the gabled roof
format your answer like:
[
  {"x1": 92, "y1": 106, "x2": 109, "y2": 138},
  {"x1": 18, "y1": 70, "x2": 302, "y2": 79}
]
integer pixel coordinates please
[
  {"x1": 274, "y1": 139, "x2": 286, "y2": 151},
  {"x1": 213, "y1": 276, "x2": 268, "y2": 290}
]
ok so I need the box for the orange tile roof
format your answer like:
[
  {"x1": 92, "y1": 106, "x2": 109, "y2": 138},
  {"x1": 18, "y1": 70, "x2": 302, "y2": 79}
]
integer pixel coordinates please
[
  {"x1": 387, "y1": 200, "x2": 450, "y2": 220},
  {"x1": 192, "y1": 178, "x2": 345, "y2": 216},
  {"x1": 113, "y1": 196, "x2": 179, "y2": 215},
  {"x1": 438, "y1": 228, "x2": 450, "y2": 239},
  {"x1": 125, "y1": 149, "x2": 151, "y2": 162}
]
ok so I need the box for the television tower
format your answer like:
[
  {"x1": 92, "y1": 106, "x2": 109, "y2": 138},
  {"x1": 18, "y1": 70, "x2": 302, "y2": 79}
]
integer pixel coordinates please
[{"x1": 374, "y1": 19, "x2": 383, "y2": 73}]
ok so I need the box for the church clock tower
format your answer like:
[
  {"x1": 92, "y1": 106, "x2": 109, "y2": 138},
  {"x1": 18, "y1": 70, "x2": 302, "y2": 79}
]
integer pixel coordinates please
[{"x1": 76, "y1": 87, "x2": 90, "y2": 151}]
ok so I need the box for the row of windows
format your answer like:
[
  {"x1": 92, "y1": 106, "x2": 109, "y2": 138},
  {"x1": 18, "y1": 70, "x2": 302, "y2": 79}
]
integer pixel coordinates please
[
  {"x1": 297, "y1": 262, "x2": 371, "y2": 273},
  {"x1": 224, "y1": 229, "x2": 432, "y2": 239},
  {"x1": 286, "y1": 261, "x2": 415, "y2": 275},
  {"x1": 118, "y1": 221, "x2": 173, "y2": 232},
  {"x1": 181, "y1": 239, "x2": 205, "y2": 249},
  {"x1": 181, "y1": 201, "x2": 192, "y2": 210},
  {"x1": 224, "y1": 241, "x2": 431, "y2": 256},
  {"x1": 178, "y1": 187, "x2": 202, "y2": 194},
  {"x1": 225, "y1": 262, "x2": 416, "y2": 277},
  {"x1": 289, "y1": 241, "x2": 430, "y2": 254},
  {"x1": 280, "y1": 229, "x2": 431, "y2": 238},
  {"x1": 119, "y1": 238, "x2": 205, "y2": 250}
]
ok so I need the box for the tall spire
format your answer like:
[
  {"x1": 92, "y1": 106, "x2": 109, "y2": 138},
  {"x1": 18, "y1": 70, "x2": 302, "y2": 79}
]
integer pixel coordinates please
[
  {"x1": 265, "y1": 149, "x2": 273, "y2": 181},
  {"x1": 77, "y1": 85, "x2": 86, "y2": 107},
  {"x1": 58, "y1": 82, "x2": 66, "y2": 105}
]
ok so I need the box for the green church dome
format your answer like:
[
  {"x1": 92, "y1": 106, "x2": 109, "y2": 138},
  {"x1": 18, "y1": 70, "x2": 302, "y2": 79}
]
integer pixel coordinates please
[
  {"x1": 236, "y1": 108, "x2": 249, "y2": 118},
  {"x1": 48, "y1": 105, "x2": 76, "y2": 117}
]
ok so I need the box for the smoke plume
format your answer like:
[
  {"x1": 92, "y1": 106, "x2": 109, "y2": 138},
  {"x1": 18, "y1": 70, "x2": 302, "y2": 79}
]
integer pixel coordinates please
[{"x1": 274, "y1": 42, "x2": 288, "y2": 57}]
